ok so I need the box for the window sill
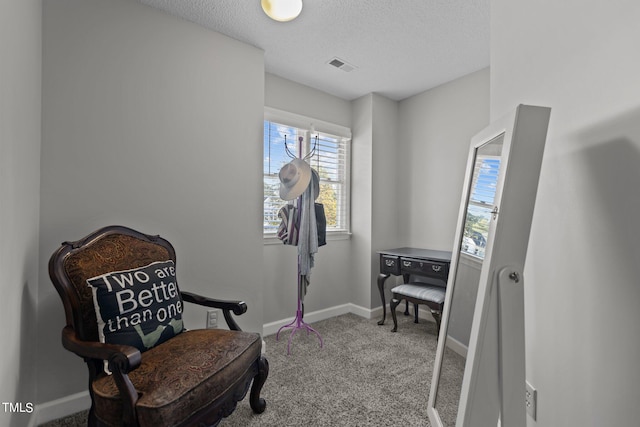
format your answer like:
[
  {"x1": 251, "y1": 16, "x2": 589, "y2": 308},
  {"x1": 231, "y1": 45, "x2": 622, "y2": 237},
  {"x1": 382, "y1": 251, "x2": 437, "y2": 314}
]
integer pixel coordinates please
[
  {"x1": 459, "y1": 251, "x2": 484, "y2": 269},
  {"x1": 263, "y1": 231, "x2": 352, "y2": 245}
]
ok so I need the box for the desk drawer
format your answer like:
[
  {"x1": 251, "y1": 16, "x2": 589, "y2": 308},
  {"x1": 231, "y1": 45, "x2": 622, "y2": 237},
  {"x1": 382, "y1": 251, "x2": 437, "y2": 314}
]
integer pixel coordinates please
[
  {"x1": 401, "y1": 258, "x2": 448, "y2": 280},
  {"x1": 381, "y1": 255, "x2": 401, "y2": 275}
]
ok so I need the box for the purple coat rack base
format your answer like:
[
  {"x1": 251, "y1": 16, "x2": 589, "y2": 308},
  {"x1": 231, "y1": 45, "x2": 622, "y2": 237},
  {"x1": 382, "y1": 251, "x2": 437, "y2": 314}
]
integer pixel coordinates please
[{"x1": 276, "y1": 271, "x2": 323, "y2": 355}]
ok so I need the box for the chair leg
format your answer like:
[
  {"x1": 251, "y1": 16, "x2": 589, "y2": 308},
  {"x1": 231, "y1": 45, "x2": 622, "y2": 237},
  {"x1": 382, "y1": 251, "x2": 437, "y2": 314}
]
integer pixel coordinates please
[
  {"x1": 250, "y1": 355, "x2": 269, "y2": 414},
  {"x1": 88, "y1": 405, "x2": 98, "y2": 427},
  {"x1": 431, "y1": 310, "x2": 442, "y2": 338},
  {"x1": 414, "y1": 303, "x2": 419, "y2": 323},
  {"x1": 390, "y1": 297, "x2": 401, "y2": 332}
]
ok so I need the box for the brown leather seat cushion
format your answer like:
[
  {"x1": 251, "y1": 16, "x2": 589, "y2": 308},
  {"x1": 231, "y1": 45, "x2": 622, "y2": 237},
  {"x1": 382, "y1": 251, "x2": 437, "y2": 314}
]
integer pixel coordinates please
[{"x1": 92, "y1": 329, "x2": 261, "y2": 426}]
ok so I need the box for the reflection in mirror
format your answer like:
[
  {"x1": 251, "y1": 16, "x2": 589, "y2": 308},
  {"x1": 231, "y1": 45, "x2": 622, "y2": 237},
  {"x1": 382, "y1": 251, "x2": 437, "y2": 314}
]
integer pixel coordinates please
[{"x1": 432, "y1": 134, "x2": 504, "y2": 426}]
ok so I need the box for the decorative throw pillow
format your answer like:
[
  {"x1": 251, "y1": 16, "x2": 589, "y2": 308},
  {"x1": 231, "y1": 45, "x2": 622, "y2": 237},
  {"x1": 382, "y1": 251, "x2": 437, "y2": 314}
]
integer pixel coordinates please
[{"x1": 87, "y1": 260, "x2": 184, "y2": 359}]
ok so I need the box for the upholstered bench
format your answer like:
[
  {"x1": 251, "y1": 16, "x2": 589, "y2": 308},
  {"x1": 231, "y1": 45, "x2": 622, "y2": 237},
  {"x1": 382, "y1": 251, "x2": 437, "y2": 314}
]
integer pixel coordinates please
[{"x1": 390, "y1": 282, "x2": 446, "y2": 337}]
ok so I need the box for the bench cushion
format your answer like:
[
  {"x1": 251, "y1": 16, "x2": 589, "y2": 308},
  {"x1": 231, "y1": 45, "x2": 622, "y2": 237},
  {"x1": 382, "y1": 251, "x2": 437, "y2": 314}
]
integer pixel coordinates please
[{"x1": 391, "y1": 283, "x2": 446, "y2": 305}]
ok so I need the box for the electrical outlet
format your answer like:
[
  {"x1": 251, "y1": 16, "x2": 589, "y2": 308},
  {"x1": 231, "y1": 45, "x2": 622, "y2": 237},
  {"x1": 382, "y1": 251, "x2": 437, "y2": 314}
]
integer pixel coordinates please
[
  {"x1": 206, "y1": 309, "x2": 219, "y2": 329},
  {"x1": 526, "y1": 381, "x2": 537, "y2": 420}
]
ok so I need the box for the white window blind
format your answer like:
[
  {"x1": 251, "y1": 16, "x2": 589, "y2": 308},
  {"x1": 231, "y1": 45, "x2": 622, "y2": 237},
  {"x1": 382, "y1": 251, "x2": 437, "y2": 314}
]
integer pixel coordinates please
[{"x1": 263, "y1": 114, "x2": 351, "y2": 235}]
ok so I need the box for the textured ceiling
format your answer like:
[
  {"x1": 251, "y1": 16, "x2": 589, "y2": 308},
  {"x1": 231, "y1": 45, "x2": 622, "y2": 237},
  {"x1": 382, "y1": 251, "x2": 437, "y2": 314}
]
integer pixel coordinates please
[{"x1": 139, "y1": 0, "x2": 490, "y2": 101}]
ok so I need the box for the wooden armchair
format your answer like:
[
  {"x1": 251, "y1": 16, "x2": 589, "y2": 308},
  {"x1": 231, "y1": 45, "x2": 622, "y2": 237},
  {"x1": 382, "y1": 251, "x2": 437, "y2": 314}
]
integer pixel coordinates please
[{"x1": 48, "y1": 225, "x2": 268, "y2": 427}]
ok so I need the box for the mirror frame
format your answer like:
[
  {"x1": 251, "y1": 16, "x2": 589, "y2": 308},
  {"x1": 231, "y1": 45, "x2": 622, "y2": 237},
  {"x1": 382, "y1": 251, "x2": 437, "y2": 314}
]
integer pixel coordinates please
[{"x1": 428, "y1": 105, "x2": 551, "y2": 427}]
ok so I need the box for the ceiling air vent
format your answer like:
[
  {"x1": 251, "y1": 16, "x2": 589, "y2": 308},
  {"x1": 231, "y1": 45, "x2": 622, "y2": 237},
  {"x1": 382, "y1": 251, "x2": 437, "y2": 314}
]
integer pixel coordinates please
[{"x1": 327, "y1": 57, "x2": 357, "y2": 72}]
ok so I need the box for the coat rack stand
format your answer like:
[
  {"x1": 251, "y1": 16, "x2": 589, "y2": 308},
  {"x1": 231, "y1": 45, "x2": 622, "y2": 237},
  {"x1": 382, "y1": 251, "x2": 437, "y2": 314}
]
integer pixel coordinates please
[
  {"x1": 275, "y1": 264, "x2": 324, "y2": 355},
  {"x1": 276, "y1": 136, "x2": 324, "y2": 355}
]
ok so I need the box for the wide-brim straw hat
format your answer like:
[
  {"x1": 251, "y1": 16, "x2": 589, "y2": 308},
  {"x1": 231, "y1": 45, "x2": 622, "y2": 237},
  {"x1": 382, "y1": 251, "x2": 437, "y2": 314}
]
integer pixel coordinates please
[{"x1": 279, "y1": 158, "x2": 312, "y2": 201}]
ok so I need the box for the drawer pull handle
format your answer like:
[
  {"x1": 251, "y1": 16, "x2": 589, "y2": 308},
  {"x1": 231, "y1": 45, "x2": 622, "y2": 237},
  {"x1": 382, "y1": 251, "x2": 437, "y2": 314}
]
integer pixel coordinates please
[
  {"x1": 385, "y1": 260, "x2": 395, "y2": 267},
  {"x1": 432, "y1": 265, "x2": 442, "y2": 272},
  {"x1": 403, "y1": 261, "x2": 411, "y2": 267}
]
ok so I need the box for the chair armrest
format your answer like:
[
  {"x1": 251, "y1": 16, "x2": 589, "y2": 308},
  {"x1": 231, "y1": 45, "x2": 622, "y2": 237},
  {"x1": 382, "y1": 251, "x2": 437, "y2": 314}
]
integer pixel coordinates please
[
  {"x1": 62, "y1": 325, "x2": 141, "y2": 369},
  {"x1": 181, "y1": 291, "x2": 247, "y2": 331},
  {"x1": 61, "y1": 325, "x2": 141, "y2": 425}
]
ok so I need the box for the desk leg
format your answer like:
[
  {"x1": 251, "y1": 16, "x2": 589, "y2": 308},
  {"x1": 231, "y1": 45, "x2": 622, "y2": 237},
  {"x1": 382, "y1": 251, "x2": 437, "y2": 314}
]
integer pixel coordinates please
[
  {"x1": 377, "y1": 273, "x2": 390, "y2": 325},
  {"x1": 402, "y1": 273, "x2": 411, "y2": 316}
]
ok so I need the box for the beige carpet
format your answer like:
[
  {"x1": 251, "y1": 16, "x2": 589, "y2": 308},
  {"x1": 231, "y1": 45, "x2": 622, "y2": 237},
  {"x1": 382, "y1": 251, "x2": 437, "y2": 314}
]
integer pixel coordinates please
[{"x1": 41, "y1": 312, "x2": 464, "y2": 427}]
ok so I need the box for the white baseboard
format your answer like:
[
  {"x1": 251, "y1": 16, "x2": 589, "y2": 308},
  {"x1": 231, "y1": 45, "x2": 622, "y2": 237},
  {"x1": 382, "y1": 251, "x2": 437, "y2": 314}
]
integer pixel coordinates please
[
  {"x1": 410, "y1": 307, "x2": 467, "y2": 357},
  {"x1": 416, "y1": 306, "x2": 438, "y2": 323},
  {"x1": 263, "y1": 303, "x2": 378, "y2": 337},
  {"x1": 262, "y1": 302, "x2": 438, "y2": 338},
  {"x1": 392, "y1": 305, "x2": 467, "y2": 357},
  {"x1": 35, "y1": 390, "x2": 90, "y2": 425},
  {"x1": 445, "y1": 335, "x2": 468, "y2": 358}
]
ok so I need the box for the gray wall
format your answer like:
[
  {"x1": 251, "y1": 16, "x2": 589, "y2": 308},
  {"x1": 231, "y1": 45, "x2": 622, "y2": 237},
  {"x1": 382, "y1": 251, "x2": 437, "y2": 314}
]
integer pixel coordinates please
[
  {"x1": 447, "y1": 256, "x2": 482, "y2": 348},
  {"x1": 39, "y1": 0, "x2": 264, "y2": 404},
  {"x1": 350, "y1": 94, "x2": 403, "y2": 310},
  {"x1": 492, "y1": 1, "x2": 640, "y2": 425},
  {"x1": 263, "y1": 74, "x2": 354, "y2": 324},
  {"x1": 398, "y1": 68, "x2": 490, "y2": 250},
  {"x1": 350, "y1": 94, "x2": 376, "y2": 309},
  {"x1": 370, "y1": 94, "x2": 401, "y2": 307},
  {"x1": 0, "y1": 0, "x2": 41, "y2": 426},
  {"x1": 396, "y1": 68, "x2": 490, "y2": 335}
]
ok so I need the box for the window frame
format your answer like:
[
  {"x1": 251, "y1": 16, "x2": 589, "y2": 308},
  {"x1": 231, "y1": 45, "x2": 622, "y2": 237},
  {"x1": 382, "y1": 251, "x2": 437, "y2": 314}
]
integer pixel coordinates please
[{"x1": 263, "y1": 108, "x2": 352, "y2": 243}]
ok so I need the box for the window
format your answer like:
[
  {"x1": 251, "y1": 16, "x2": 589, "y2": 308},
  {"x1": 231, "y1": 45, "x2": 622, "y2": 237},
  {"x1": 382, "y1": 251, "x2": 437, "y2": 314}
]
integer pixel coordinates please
[
  {"x1": 461, "y1": 154, "x2": 501, "y2": 259},
  {"x1": 263, "y1": 109, "x2": 351, "y2": 236}
]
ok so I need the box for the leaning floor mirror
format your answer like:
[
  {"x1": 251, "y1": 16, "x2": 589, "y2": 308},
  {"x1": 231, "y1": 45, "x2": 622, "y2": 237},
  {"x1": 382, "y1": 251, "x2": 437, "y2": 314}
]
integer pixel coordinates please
[{"x1": 427, "y1": 105, "x2": 551, "y2": 427}]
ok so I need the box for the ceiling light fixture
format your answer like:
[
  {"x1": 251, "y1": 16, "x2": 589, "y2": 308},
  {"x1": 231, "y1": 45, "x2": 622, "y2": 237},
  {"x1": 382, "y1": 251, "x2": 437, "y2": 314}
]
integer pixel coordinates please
[{"x1": 261, "y1": 0, "x2": 303, "y2": 22}]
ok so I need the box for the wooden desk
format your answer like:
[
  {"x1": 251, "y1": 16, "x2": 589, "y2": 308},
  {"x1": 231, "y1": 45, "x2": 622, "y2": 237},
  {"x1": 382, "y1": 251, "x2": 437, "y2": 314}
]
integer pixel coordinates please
[{"x1": 377, "y1": 247, "x2": 452, "y2": 326}]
